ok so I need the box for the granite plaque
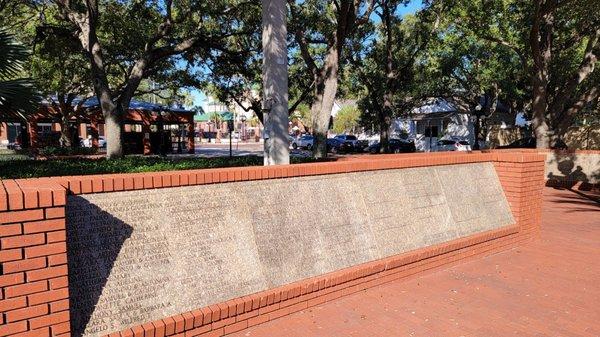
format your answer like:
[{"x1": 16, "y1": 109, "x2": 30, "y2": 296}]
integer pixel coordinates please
[{"x1": 66, "y1": 162, "x2": 513, "y2": 336}]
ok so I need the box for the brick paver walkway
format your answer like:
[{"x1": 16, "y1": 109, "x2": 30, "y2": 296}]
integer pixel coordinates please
[{"x1": 230, "y1": 187, "x2": 600, "y2": 337}]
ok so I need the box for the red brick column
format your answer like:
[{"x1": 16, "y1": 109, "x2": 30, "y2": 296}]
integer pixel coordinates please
[
  {"x1": 142, "y1": 123, "x2": 151, "y2": 155},
  {"x1": 90, "y1": 117, "x2": 100, "y2": 150},
  {"x1": 0, "y1": 123, "x2": 7, "y2": 144},
  {"x1": 493, "y1": 152, "x2": 546, "y2": 240},
  {"x1": 0, "y1": 179, "x2": 70, "y2": 337}
]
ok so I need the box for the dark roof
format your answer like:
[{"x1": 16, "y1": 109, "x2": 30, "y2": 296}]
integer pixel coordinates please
[
  {"x1": 411, "y1": 111, "x2": 457, "y2": 121},
  {"x1": 41, "y1": 96, "x2": 193, "y2": 114}
]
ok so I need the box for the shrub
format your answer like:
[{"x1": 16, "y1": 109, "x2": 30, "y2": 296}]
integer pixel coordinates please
[
  {"x1": 0, "y1": 155, "x2": 329, "y2": 179},
  {"x1": 38, "y1": 146, "x2": 99, "y2": 157}
]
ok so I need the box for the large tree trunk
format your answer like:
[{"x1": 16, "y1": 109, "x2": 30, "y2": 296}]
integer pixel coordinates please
[
  {"x1": 380, "y1": 82, "x2": 393, "y2": 153},
  {"x1": 71, "y1": 2, "x2": 125, "y2": 159},
  {"x1": 378, "y1": 104, "x2": 391, "y2": 153},
  {"x1": 292, "y1": 0, "x2": 371, "y2": 158},
  {"x1": 95, "y1": 76, "x2": 124, "y2": 159},
  {"x1": 311, "y1": 49, "x2": 339, "y2": 158},
  {"x1": 55, "y1": 97, "x2": 73, "y2": 148},
  {"x1": 380, "y1": 2, "x2": 393, "y2": 154},
  {"x1": 59, "y1": 113, "x2": 72, "y2": 148},
  {"x1": 103, "y1": 101, "x2": 123, "y2": 158},
  {"x1": 529, "y1": 1, "x2": 553, "y2": 149},
  {"x1": 532, "y1": 76, "x2": 551, "y2": 148},
  {"x1": 472, "y1": 114, "x2": 481, "y2": 150}
]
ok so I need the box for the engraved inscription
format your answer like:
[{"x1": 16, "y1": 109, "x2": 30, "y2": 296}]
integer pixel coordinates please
[{"x1": 66, "y1": 162, "x2": 513, "y2": 336}]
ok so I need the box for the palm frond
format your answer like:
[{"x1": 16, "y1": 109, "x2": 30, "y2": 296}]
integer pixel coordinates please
[
  {"x1": 0, "y1": 30, "x2": 40, "y2": 119},
  {"x1": 0, "y1": 30, "x2": 29, "y2": 81},
  {"x1": 0, "y1": 79, "x2": 40, "y2": 119}
]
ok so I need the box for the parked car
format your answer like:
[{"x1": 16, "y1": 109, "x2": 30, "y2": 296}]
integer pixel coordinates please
[
  {"x1": 7, "y1": 142, "x2": 21, "y2": 150},
  {"x1": 82, "y1": 137, "x2": 91, "y2": 147},
  {"x1": 355, "y1": 139, "x2": 369, "y2": 152},
  {"x1": 327, "y1": 138, "x2": 354, "y2": 153},
  {"x1": 368, "y1": 138, "x2": 416, "y2": 154},
  {"x1": 291, "y1": 134, "x2": 314, "y2": 149},
  {"x1": 334, "y1": 134, "x2": 369, "y2": 152},
  {"x1": 437, "y1": 139, "x2": 472, "y2": 151},
  {"x1": 497, "y1": 137, "x2": 567, "y2": 149},
  {"x1": 333, "y1": 134, "x2": 359, "y2": 146},
  {"x1": 82, "y1": 136, "x2": 107, "y2": 148}
]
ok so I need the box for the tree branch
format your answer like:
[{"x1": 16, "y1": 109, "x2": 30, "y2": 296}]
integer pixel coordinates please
[
  {"x1": 289, "y1": 80, "x2": 315, "y2": 114},
  {"x1": 548, "y1": 27, "x2": 600, "y2": 120}
]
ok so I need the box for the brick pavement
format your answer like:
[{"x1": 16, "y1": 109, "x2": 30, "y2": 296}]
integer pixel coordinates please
[{"x1": 229, "y1": 187, "x2": 600, "y2": 337}]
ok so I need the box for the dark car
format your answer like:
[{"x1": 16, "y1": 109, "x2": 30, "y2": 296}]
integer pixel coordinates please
[
  {"x1": 497, "y1": 137, "x2": 536, "y2": 149},
  {"x1": 497, "y1": 137, "x2": 567, "y2": 150},
  {"x1": 326, "y1": 138, "x2": 351, "y2": 153},
  {"x1": 332, "y1": 134, "x2": 364, "y2": 152},
  {"x1": 333, "y1": 134, "x2": 359, "y2": 144},
  {"x1": 355, "y1": 139, "x2": 369, "y2": 152},
  {"x1": 368, "y1": 138, "x2": 417, "y2": 154}
]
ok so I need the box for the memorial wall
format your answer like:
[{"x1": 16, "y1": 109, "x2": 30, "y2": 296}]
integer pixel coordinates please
[
  {"x1": 543, "y1": 150, "x2": 600, "y2": 184},
  {"x1": 65, "y1": 162, "x2": 514, "y2": 336}
]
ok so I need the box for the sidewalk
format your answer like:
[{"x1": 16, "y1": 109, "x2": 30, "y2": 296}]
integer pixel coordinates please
[{"x1": 229, "y1": 187, "x2": 600, "y2": 337}]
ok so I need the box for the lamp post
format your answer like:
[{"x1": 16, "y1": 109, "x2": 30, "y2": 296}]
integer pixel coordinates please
[
  {"x1": 228, "y1": 118, "x2": 233, "y2": 158},
  {"x1": 473, "y1": 104, "x2": 483, "y2": 150}
]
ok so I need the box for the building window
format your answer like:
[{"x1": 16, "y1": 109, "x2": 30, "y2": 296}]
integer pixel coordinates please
[
  {"x1": 424, "y1": 125, "x2": 439, "y2": 138},
  {"x1": 124, "y1": 124, "x2": 142, "y2": 133},
  {"x1": 442, "y1": 119, "x2": 451, "y2": 131},
  {"x1": 37, "y1": 123, "x2": 52, "y2": 135}
]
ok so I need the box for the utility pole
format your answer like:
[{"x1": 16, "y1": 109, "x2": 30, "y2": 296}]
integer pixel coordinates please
[{"x1": 262, "y1": 0, "x2": 290, "y2": 165}]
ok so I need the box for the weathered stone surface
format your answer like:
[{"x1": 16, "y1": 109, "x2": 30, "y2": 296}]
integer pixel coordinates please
[
  {"x1": 66, "y1": 162, "x2": 513, "y2": 336},
  {"x1": 544, "y1": 152, "x2": 600, "y2": 183}
]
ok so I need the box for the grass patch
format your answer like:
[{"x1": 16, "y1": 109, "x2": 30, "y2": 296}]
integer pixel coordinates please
[{"x1": 0, "y1": 155, "x2": 326, "y2": 179}]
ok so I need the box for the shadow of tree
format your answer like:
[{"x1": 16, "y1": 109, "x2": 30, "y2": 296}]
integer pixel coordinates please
[
  {"x1": 546, "y1": 185, "x2": 600, "y2": 213},
  {"x1": 66, "y1": 196, "x2": 133, "y2": 337},
  {"x1": 592, "y1": 158, "x2": 600, "y2": 182},
  {"x1": 546, "y1": 151, "x2": 600, "y2": 191}
]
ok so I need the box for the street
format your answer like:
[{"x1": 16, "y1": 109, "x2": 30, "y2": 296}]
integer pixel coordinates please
[{"x1": 192, "y1": 142, "x2": 317, "y2": 158}]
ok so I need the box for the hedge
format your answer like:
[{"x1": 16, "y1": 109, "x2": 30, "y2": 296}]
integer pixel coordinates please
[{"x1": 0, "y1": 155, "x2": 325, "y2": 179}]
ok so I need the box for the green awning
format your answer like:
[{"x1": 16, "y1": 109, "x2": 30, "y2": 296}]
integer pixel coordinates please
[{"x1": 194, "y1": 111, "x2": 234, "y2": 122}]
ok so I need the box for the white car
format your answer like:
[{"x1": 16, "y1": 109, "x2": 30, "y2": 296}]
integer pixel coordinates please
[
  {"x1": 333, "y1": 134, "x2": 359, "y2": 147},
  {"x1": 291, "y1": 135, "x2": 314, "y2": 149},
  {"x1": 83, "y1": 136, "x2": 106, "y2": 148},
  {"x1": 437, "y1": 139, "x2": 472, "y2": 151}
]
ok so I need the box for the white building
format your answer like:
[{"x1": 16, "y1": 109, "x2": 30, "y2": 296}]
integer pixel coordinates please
[
  {"x1": 390, "y1": 98, "x2": 475, "y2": 151},
  {"x1": 389, "y1": 97, "x2": 518, "y2": 151}
]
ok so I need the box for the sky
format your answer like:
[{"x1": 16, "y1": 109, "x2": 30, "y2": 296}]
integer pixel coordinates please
[
  {"x1": 397, "y1": 0, "x2": 424, "y2": 17},
  {"x1": 189, "y1": 0, "x2": 424, "y2": 111},
  {"x1": 189, "y1": 88, "x2": 207, "y2": 110}
]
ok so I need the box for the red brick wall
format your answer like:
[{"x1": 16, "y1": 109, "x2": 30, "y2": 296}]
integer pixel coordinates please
[
  {"x1": 494, "y1": 153, "x2": 546, "y2": 240},
  {"x1": 0, "y1": 180, "x2": 70, "y2": 337},
  {"x1": 0, "y1": 152, "x2": 546, "y2": 337}
]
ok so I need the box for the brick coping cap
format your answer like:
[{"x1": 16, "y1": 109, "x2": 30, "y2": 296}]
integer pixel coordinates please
[{"x1": 1, "y1": 151, "x2": 545, "y2": 211}]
